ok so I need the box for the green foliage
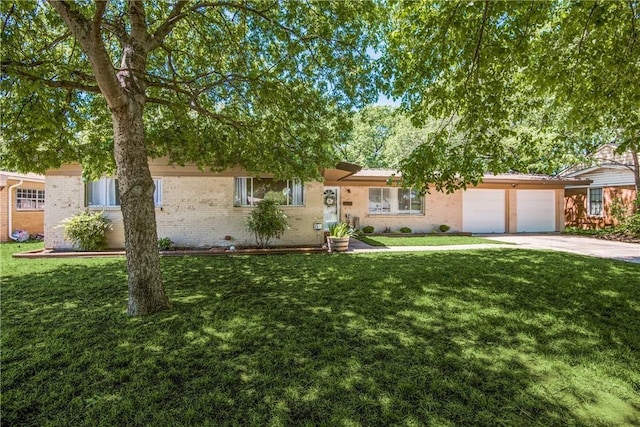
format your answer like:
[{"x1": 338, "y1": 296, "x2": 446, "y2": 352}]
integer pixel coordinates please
[
  {"x1": 328, "y1": 222, "x2": 355, "y2": 238},
  {"x1": 609, "y1": 197, "x2": 630, "y2": 224},
  {"x1": 399, "y1": 227, "x2": 412, "y2": 233},
  {"x1": 157, "y1": 237, "x2": 173, "y2": 251},
  {"x1": 384, "y1": 1, "x2": 639, "y2": 191},
  {"x1": 439, "y1": 224, "x2": 451, "y2": 233},
  {"x1": 58, "y1": 211, "x2": 112, "y2": 251},
  {"x1": 246, "y1": 200, "x2": 289, "y2": 248},
  {"x1": 361, "y1": 225, "x2": 375, "y2": 234},
  {"x1": 264, "y1": 191, "x2": 287, "y2": 205},
  {"x1": 618, "y1": 213, "x2": 640, "y2": 238},
  {"x1": 1, "y1": 2, "x2": 385, "y2": 179}
]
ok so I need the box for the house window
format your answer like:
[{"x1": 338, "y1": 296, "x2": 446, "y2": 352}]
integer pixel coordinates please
[
  {"x1": 588, "y1": 188, "x2": 603, "y2": 216},
  {"x1": 86, "y1": 178, "x2": 162, "y2": 207},
  {"x1": 369, "y1": 187, "x2": 423, "y2": 215},
  {"x1": 16, "y1": 188, "x2": 45, "y2": 210},
  {"x1": 234, "y1": 177, "x2": 304, "y2": 206}
]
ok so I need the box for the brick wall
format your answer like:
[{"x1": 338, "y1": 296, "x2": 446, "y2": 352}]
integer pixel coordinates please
[
  {"x1": 565, "y1": 186, "x2": 637, "y2": 229},
  {"x1": 45, "y1": 175, "x2": 326, "y2": 249},
  {"x1": 0, "y1": 179, "x2": 45, "y2": 242},
  {"x1": 339, "y1": 186, "x2": 463, "y2": 233}
]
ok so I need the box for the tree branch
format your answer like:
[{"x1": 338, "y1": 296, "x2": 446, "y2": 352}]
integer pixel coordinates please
[
  {"x1": 129, "y1": 0, "x2": 150, "y2": 48},
  {"x1": 1, "y1": 3, "x2": 15, "y2": 35},
  {"x1": 577, "y1": 1, "x2": 598, "y2": 55},
  {"x1": 149, "y1": 1, "x2": 295, "y2": 51},
  {"x1": 11, "y1": 69, "x2": 101, "y2": 92},
  {"x1": 469, "y1": 0, "x2": 491, "y2": 81},
  {"x1": 628, "y1": 0, "x2": 638, "y2": 53},
  {"x1": 148, "y1": 0, "x2": 190, "y2": 50},
  {"x1": 47, "y1": 0, "x2": 127, "y2": 109}
]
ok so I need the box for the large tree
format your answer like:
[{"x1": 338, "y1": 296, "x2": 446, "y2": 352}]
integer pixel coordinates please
[
  {"x1": 384, "y1": 0, "x2": 639, "y2": 192},
  {"x1": 1, "y1": 1, "x2": 382, "y2": 315}
]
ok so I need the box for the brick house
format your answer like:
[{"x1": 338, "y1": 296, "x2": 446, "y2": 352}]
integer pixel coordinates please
[
  {"x1": 44, "y1": 160, "x2": 589, "y2": 249},
  {"x1": 0, "y1": 171, "x2": 45, "y2": 242},
  {"x1": 561, "y1": 144, "x2": 639, "y2": 228}
]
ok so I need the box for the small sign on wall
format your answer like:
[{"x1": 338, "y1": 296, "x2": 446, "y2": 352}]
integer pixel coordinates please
[{"x1": 342, "y1": 201, "x2": 353, "y2": 206}]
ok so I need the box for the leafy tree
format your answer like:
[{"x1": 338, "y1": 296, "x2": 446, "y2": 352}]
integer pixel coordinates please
[
  {"x1": 337, "y1": 105, "x2": 397, "y2": 168},
  {"x1": 384, "y1": 0, "x2": 639, "y2": 192},
  {"x1": 1, "y1": 1, "x2": 382, "y2": 315},
  {"x1": 246, "y1": 199, "x2": 288, "y2": 248}
]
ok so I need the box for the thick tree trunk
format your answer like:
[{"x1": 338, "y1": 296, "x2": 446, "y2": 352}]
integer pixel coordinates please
[{"x1": 112, "y1": 100, "x2": 170, "y2": 316}]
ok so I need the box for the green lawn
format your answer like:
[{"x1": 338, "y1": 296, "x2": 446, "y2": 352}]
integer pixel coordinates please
[
  {"x1": 2, "y1": 242, "x2": 640, "y2": 426},
  {"x1": 356, "y1": 234, "x2": 503, "y2": 246}
]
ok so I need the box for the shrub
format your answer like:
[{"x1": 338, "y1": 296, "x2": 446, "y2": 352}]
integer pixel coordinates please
[
  {"x1": 610, "y1": 197, "x2": 630, "y2": 224},
  {"x1": 361, "y1": 225, "x2": 375, "y2": 234},
  {"x1": 399, "y1": 227, "x2": 412, "y2": 233},
  {"x1": 158, "y1": 237, "x2": 173, "y2": 251},
  {"x1": 328, "y1": 222, "x2": 355, "y2": 238},
  {"x1": 246, "y1": 199, "x2": 289, "y2": 248},
  {"x1": 439, "y1": 224, "x2": 451, "y2": 232},
  {"x1": 59, "y1": 211, "x2": 112, "y2": 251},
  {"x1": 618, "y1": 213, "x2": 640, "y2": 238}
]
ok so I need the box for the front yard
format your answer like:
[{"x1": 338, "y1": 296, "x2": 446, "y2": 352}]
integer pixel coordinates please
[
  {"x1": 355, "y1": 234, "x2": 503, "y2": 246},
  {"x1": 2, "y1": 243, "x2": 639, "y2": 426}
]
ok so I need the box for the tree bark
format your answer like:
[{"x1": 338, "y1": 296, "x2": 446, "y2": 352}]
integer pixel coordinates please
[{"x1": 112, "y1": 99, "x2": 170, "y2": 316}]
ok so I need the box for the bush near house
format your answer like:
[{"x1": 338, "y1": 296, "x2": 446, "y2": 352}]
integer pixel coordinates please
[
  {"x1": 246, "y1": 199, "x2": 289, "y2": 248},
  {"x1": 565, "y1": 210, "x2": 640, "y2": 243},
  {"x1": 399, "y1": 227, "x2": 412, "y2": 233},
  {"x1": 361, "y1": 225, "x2": 375, "y2": 234},
  {"x1": 58, "y1": 211, "x2": 112, "y2": 251}
]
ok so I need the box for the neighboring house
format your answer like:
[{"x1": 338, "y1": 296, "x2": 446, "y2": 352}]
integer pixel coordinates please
[
  {"x1": 0, "y1": 171, "x2": 45, "y2": 242},
  {"x1": 561, "y1": 144, "x2": 639, "y2": 228},
  {"x1": 325, "y1": 170, "x2": 590, "y2": 234},
  {"x1": 45, "y1": 160, "x2": 589, "y2": 249}
]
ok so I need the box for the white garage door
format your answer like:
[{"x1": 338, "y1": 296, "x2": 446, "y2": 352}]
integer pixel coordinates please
[
  {"x1": 463, "y1": 189, "x2": 505, "y2": 233},
  {"x1": 517, "y1": 190, "x2": 556, "y2": 232}
]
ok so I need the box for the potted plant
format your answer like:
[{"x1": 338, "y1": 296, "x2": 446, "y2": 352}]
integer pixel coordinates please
[{"x1": 327, "y1": 222, "x2": 354, "y2": 252}]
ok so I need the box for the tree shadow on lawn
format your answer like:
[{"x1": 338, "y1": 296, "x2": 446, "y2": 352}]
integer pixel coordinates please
[{"x1": 2, "y1": 249, "x2": 639, "y2": 426}]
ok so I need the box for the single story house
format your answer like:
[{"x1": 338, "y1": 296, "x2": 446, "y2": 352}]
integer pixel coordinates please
[
  {"x1": 0, "y1": 171, "x2": 45, "y2": 242},
  {"x1": 44, "y1": 160, "x2": 589, "y2": 249},
  {"x1": 561, "y1": 144, "x2": 638, "y2": 228},
  {"x1": 325, "y1": 169, "x2": 590, "y2": 234}
]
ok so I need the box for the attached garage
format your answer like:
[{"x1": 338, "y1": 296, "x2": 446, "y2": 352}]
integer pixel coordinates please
[
  {"x1": 463, "y1": 189, "x2": 506, "y2": 233},
  {"x1": 516, "y1": 190, "x2": 556, "y2": 232}
]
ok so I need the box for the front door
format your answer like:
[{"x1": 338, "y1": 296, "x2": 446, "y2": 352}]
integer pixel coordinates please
[{"x1": 323, "y1": 187, "x2": 340, "y2": 230}]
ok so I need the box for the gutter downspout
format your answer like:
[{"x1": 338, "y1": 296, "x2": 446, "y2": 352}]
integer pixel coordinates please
[{"x1": 7, "y1": 179, "x2": 24, "y2": 240}]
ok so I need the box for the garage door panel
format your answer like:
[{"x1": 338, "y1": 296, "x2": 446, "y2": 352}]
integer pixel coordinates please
[
  {"x1": 463, "y1": 190, "x2": 505, "y2": 233},
  {"x1": 516, "y1": 190, "x2": 556, "y2": 232}
]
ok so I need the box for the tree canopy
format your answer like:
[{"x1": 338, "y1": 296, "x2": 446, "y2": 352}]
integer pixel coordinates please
[
  {"x1": 384, "y1": 0, "x2": 639, "y2": 191},
  {"x1": 1, "y1": 1, "x2": 382, "y2": 180}
]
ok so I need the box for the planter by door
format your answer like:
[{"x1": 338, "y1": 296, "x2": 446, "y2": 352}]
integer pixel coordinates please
[{"x1": 329, "y1": 236, "x2": 350, "y2": 252}]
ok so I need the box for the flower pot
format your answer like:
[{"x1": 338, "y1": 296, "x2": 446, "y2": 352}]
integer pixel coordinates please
[{"x1": 329, "y1": 236, "x2": 350, "y2": 252}]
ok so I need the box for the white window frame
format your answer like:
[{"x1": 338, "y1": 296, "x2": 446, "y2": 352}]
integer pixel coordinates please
[
  {"x1": 368, "y1": 187, "x2": 424, "y2": 215},
  {"x1": 86, "y1": 178, "x2": 162, "y2": 208},
  {"x1": 234, "y1": 177, "x2": 304, "y2": 207},
  {"x1": 588, "y1": 187, "x2": 603, "y2": 217},
  {"x1": 16, "y1": 188, "x2": 45, "y2": 211}
]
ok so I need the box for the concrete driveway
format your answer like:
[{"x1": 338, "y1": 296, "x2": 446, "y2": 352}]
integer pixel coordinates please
[{"x1": 480, "y1": 234, "x2": 640, "y2": 264}]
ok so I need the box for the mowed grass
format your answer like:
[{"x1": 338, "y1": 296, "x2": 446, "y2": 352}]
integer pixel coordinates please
[
  {"x1": 356, "y1": 234, "x2": 503, "y2": 246},
  {"x1": 2, "y1": 242, "x2": 640, "y2": 426}
]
